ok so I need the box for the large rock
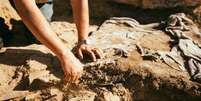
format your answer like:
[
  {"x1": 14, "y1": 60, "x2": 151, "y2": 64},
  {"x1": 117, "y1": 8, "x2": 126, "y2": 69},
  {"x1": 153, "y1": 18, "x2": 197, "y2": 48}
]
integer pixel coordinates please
[
  {"x1": 113, "y1": 0, "x2": 201, "y2": 8},
  {"x1": 0, "y1": 0, "x2": 38, "y2": 46},
  {"x1": 53, "y1": 0, "x2": 201, "y2": 25},
  {"x1": 0, "y1": 0, "x2": 20, "y2": 28}
]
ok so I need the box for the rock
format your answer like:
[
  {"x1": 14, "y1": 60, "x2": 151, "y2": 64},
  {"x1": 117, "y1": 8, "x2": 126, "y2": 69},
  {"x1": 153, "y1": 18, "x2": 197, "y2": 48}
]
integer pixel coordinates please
[
  {"x1": 25, "y1": 92, "x2": 41, "y2": 101},
  {"x1": 0, "y1": 65, "x2": 15, "y2": 86},
  {"x1": 0, "y1": 67, "x2": 30, "y2": 101},
  {"x1": 26, "y1": 57, "x2": 49, "y2": 71},
  {"x1": 192, "y1": 5, "x2": 201, "y2": 25},
  {"x1": 113, "y1": 0, "x2": 201, "y2": 8},
  {"x1": 101, "y1": 92, "x2": 121, "y2": 101},
  {"x1": 66, "y1": 90, "x2": 97, "y2": 101},
  {"x1": 50, "y1": 88, "x2": 64, "y2": 101},
  {"x1": 112, "y1": 84, "x2": 132, "y2": 101},
  {"x1": 0, "y1": 0, "x2": 20, "y2": 28},
  {"x1": 28, "y1": 70, "x2": 50, "y2": 84},
  {"x1": 56, "y1": 0, "x2": 201, "y2": 22},
  {"x1": 0, "y1": 0, "x2": 42, "y2": 45},
  {"x1": 0, "y1": 91, "x2": 30, "y2": 101},
  {"x1": 24, "y1": 48, "x2": 61, "y2": 88}
]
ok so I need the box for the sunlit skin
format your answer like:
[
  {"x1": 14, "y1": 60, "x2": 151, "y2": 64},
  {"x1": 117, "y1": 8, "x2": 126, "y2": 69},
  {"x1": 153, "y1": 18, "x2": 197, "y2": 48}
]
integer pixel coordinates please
[{"x1": 13, "y1": 0, "x2": 103, "y2": 83}]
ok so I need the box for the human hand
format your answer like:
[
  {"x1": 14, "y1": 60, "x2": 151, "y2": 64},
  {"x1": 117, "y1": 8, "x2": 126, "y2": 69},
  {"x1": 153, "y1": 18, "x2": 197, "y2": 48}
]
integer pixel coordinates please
[
  {"x1": 75, "y1": 44, "x2": 104, "y2": 62},
  {"x1": 59, "y1": 51, "x2": 83, "y2": 84}
]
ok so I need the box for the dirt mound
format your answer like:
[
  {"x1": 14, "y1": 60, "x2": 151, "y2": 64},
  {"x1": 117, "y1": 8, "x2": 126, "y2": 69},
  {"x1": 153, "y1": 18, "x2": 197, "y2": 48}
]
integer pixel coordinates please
[{"x1": 1, "y1": 13, "x2": 201, "y2": 101}]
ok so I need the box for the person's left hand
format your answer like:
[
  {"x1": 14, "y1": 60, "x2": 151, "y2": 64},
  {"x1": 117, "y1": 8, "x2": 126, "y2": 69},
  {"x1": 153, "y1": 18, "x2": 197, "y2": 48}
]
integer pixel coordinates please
[{"x1": 74, "y1": 44, "x2": 104, "y2": 62}]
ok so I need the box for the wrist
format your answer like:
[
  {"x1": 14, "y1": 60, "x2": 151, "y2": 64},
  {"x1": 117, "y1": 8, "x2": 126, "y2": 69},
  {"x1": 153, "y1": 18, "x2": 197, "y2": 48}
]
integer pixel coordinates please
[
  {"x1": 77, "y1": 39, "x2": 89, "y2": 46},
  {"x1": 58, "y1": 49, "x2": 82, "y2": 66},
  {"x1": 78, "y1": 32, "x2": 88, "y2": 43},
  {"x1": 78, "y1": 37, "x2": 87, "y2": 42},
  {"x1": 57, "y1": 49, "x2": 73, "y2": 61}
]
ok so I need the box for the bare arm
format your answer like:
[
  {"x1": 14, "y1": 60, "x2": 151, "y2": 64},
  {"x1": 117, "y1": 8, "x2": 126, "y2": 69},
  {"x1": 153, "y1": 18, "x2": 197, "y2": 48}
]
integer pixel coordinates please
[
  {"x1": 14, "y1": 0, "x2": 83, "y2": 83},
  {"x1": 71, "y1": 0, "x2": 103, "y2": 61},
  {"x1": 14, "y1": 0, "x2": 67, "y2": 57},
  {"x1": 71, "y1": 0, "x2": 89, "y2": 42}
]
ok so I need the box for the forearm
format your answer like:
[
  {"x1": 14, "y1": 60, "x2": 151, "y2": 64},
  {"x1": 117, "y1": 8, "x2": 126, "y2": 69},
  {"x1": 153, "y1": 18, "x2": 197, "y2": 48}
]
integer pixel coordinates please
[
  {"x1": 71, "y1": 0, "x2": 89, "y2": 42},
  {"x1": 14, "y1": 0, "x2": 71, "y2": 59}
]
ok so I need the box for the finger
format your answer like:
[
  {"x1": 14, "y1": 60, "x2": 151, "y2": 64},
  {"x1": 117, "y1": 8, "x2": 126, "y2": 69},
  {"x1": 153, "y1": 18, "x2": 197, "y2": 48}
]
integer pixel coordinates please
[
  {"x1": 88, "y1": 50, "x2": 96, "y2": 62},
  {"x1": 93, "y1": 49, "x2": 102, "y2": 59},
  {"x1": 96, "y1": 48, "x2": 104, "y2": 58},
  {"x1": 78, "y1": 70, "x2": 83, "y2": 78},
  {"x1": 64, "y1": 77, "x2": 67, "y2": 84},
  {"x1": 72, "y1": 73, "x2": 78, "y2": 83},
  {"x1": 74, "y1": 73, "x2": 80, "y2": 83},
  {"x1": 77, "y1": 49, "x2": 84, "y2": 60},
  {"x1": 69, "y1": 72, "x2": 77, "y2": 83},
  {"x1": 66, "y1": 72, "x2": 74, "y2": 83},
  {"x1": 76, "y1": 72, "x2": 82, "y2": 83},
  {"x1": 98, "y1": 48, "x2": 105, "y2": 58},
  {"x1": 64, "y1": 74, "x2": 70, "y2": 84},
  {"x1": 74, "y1": 71, "x2": 81, "y2": 83}
]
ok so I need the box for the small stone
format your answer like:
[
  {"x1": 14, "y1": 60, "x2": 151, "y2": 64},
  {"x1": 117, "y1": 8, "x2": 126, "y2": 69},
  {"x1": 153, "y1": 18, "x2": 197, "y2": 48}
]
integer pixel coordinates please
[
  {"x1": 50, "y1": 88, "x2": 64, "y2": 101},
  {"x1": 102, "y1": 92, "x2": 121, "y2": 101},
  {"x1": 28, "y1": 70, "x2": 50, "y2": 84},
  {"x1": 67, "y1": 90, "x2": 96, "y2": 101},
  {"x1": 26, "y1": 58, "x2": 48, "y2": 71},
  {"x1": 25, "y1": 92, "x2": 41, "y2": 101}
]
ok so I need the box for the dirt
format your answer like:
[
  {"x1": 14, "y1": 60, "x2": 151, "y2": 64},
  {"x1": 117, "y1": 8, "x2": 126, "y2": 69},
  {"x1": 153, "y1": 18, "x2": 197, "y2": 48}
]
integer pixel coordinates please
[
  {"x1": 0, "y1": 0, "x2": 201, "y2": 101},
  {"x1": 138, "y1": 31, "x2": 171, "y2": 51}
]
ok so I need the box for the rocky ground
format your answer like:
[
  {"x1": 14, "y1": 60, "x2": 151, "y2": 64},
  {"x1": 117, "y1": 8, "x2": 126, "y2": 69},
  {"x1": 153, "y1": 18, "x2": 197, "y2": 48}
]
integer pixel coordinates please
[{"x1": 1, "y1": 0, "x2": 201, "y2": 101}]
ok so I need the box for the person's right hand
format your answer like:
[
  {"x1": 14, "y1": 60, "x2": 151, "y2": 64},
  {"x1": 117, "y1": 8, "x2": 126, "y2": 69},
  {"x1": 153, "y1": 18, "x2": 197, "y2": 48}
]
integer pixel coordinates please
[{"x1": 59, "y1": 51, "x2": 83, "y2": 84}]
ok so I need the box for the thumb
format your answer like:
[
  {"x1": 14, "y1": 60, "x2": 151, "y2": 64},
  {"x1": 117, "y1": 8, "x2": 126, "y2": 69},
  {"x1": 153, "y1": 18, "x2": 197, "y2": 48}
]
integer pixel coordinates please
[{"x1": 77, "y1": 49, "x2": 84, "y2": 60}]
